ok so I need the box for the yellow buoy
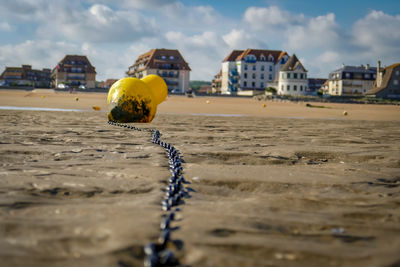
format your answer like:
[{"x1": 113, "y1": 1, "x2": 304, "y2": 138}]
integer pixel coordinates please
[
  {"x1": 343, "y1": 111, "x2": 348, "y2": 116},
  {"x1": 75, "y1": 97, "x2": 79, "y2": 101},
  {"x1": 92, "y1": 106, "x2": 101, "y2": 111},
  {"x1": 206, "y1": 100, "x2": 210, "y2": 104},
  {"x1": 107, "y1": 75, "x2": 167, "y2": 123},
  {"x1": 262, "y1": 103, "x2": 267, "y2": 108},
  {"x1": 41, "y1": 95, "x2": 45, "y2": 99}
]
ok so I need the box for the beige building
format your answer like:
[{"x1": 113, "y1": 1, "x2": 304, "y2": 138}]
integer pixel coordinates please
[
  {"x1": 366, "y1": 61, "x2": 400, "y2": 98},
  {"x1": 0, "y1": 65, "x2": 51, "y2": 87},
  {"x1": 127, "y1": 49, "x2": 191, "y2": 93},
  {"x1": 328, "y1": 65, "x2": 376, "y2": 96},
  {"x1": 51, "y1": 55, "x2": 96, "y2": 88},
  {"x1": 211, "y1": 70, "x2": 222, "y2": 94}
]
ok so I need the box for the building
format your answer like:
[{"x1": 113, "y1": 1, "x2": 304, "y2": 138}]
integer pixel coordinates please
[
  {"x1": 0, "y1": 65, "x2": 51, "y2": 87},
  {"x1": 220, "y1": 49, "x2": 289, "y2": 95},
  {"x1": 51, "y1": 55, "x2": 97, "y2": 88},
  {"x1": 328, "y1": 64, "x2": 376, "y2": 96},
  {"x1": 278, "y1": 54, "x2": 308, "y2": 96},
  {"x1": 211, "y1": 70, "x2": 222, "y2": 94},
  {"x1": 308, "y1": 78, "x2": 328, "y2": 95},
  {"x1": 127, "y1": 49, "x2": 191, "y2": 93},
  {"x1": 99, "y1": 79, "x2": 118, "y2": 89},
  {"x1": 366, "y1": 61, "x2": 400, "y2": 98}
]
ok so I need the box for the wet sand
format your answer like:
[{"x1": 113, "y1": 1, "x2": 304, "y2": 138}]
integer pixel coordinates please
[{"x1": 0, "y1": 90, "x2": 399, "y2": 266}]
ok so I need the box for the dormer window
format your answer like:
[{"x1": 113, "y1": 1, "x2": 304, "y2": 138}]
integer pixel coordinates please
[
  {"x1": 268, "y1": 55, "x2": 274, "y2": 62},
  {"x1": 161, "y1": 55, "x2": 166, "y2": 60},
  {"x1": 169, "y1": 56, "x2": 174, "y2": 60},
  {"x1": 260, "y1": 55, "x2": 266, "y2": 61}
]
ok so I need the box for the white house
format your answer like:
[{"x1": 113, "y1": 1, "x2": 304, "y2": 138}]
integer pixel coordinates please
[
  {"x1": 278, "y1": 54, "x2": 308, "y2": 96},
  {"x1": 220, "y1": 49, "x2": 289, "y2": 95}
]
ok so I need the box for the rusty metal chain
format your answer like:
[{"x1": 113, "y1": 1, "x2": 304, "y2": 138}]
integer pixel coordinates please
[{"x1": 108, "y1": 120, "x2": 193, "y2": 267}]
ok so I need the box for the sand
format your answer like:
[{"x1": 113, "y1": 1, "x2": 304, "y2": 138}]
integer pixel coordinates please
[{"x1": 0, "y1": 90, "x2": 399, "y2": 267}]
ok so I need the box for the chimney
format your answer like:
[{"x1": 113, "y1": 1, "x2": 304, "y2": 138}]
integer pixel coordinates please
[
  {"x1": 366, "y1": 64, "x2": 370, "y2": 70},
  {"x1": 377, "y1": 60, "x2": 381, "y2": 73}
]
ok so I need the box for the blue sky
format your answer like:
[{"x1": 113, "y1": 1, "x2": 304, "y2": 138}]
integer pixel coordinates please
[{"x1": 0, "y1": 0, "x2": 399, "y2": 81}]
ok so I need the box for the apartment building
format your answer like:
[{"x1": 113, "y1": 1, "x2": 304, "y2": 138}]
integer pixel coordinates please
[
  {"x1": 220, "y1": 49, "x2": 289, "y2": 95},
  {"x1": 308, "y1": 78, "x2": 327, "y2": 95},
  {"x1": 328, "y1": 64, "x2": 376, "y2": 96},
  {"x1": 51, "y1": 55, "x2": 97, "y2": 88},
  {"x1": 0, "y1": 65, "x2": 51, "y2": 87},
  {"x1": 278, "y1": 54, "x2": 308, "y2": 96},
  {"x1": 127, "y1": 49, "x2": 191, "y2": 93},
  {"x1": 211, "y1": 70, "x2": 222, "y2": 94},
  {"x1": 366, "y1": 61, "x2": 400, "y2": 98}
]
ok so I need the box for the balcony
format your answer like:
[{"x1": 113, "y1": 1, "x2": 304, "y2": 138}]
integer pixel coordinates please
[{"x1": 229, "y1": 69, "x2": 239, "y2": 76}]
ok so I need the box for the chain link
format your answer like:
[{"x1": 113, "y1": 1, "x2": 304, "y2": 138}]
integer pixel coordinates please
[{"x1": 108, "y1": 120, "x2": 193, "y2": 267}]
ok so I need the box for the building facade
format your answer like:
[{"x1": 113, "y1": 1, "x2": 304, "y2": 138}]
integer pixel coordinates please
[
  {"x1": 308, "y1": 78, "x2": 327, "y2": 95},
  {"x1": 211, "y1": 70, "x2": 222, "y2": 94},
  {"x1": 328, "y1": 65, "x2": 376, "y2": 96},
  {"x1": 0, "y1": 65, "x2": 51, "y2": 87},
  {"x1": 51, "y1": 55, "x2": 96, "y2": 88},
  {"x1": 366, "y1": 61, "x2": 400, "y2": 98},
  {"x1": 220, "y1": 49, "x2": 289, "y2": 95},
  {"x1": 127, "y1": 49, "x2": 191, "y2": 93},
  {"x1": 278, "y1": 54, "x2": 308, "y2": 96}
]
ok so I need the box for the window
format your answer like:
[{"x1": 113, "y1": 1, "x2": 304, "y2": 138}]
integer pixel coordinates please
[
  {"x1": 394, "y1": 80, "x2": 399, "y2": 85},
  {"x1": 261, "y1": 65, "x2": 265, "y2": 71},
  {"x1": 269, "y1": 74, "x2": 272, "y2": 80},
  {"x1": 261, "y1": 74, "x2": 264, "y2": 79},
  {"x1": 261, "y1": 82, "x2": 264, "y2": 88},
  {"x1": 300, "y1": 73, "x2": 304, "y2": 79},
  {"x1": 396, "y1": 70, "x2": 400, "y2": 76},
  {"x1": 281, "y1": 73, "x2": 284, "y2": 79},
  {"x1": 252, "y1": 65, "x2": 256, "y2": 71},
  {"x1": 268, "y1": 55, "x2": 274, "y2": 62},
  {"x1": 252, "y1": 82, "x2": 255, "y2": 87},
  {"x1": 244, "y1": 73, "x2": 247, "y2": 78},
  {"x1": 294, "y1": 85, "x2": 297, "y2": 91},
  {"x1": 287, "y1": 85, "x2": 290, "y2": 91},
  {"x1": 244, "y1": 81, "x2": 247, "y2": 87},
  {"x1": 252, "y1": 73, "x2": 256, "y2": 79},
  {"x1": 281, "y1": 85, "x2": 284, "y2": 91},
  {"x1": 244, "y1": 64, "x2": 248, "y2": 70},
  {"x1": 269, "y1": 66, "x2": 273, "y2": 71},
  {"x1": 287, "y1": 73, "x2": 290, "y2": 79},
  {"x1": 260, "y1": 56, "x2": 266, "y2": 61},
  {"x1": 294, "y1": 73, "x2": 298, "y2": 79},
  {"x1": 345, "y1": 72, "x2": 350, "y2": 78},
  {"x1": 161, "y1": 55, "x2": 166, "y2": 60},
  {"x1": 365, "y1": 73, "x2": 370, "y2": 79},
  {"x1": 169, "y1": 56, "x2": 174, "y2": 60},
  {"x1": 300, "y1": 85, "x2": 303, "y2": 91}
]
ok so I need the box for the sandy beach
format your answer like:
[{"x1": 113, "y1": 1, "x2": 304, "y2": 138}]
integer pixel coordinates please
[{"x1": 0, "y1": 89, "x2": 399, "y2": 267}]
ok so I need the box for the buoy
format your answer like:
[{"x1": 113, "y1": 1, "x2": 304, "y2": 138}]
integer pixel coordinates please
[
  {"x1": 107, "y1": 75, "x2": 167, "y2": 123},
  {"x1": 262, "y1": 103, "x2": 267, "y2": 108},
  {"x1": 75, "y1": 97, "x2": 79, "y2": 101},
  {"x1": 92, "y1": 106, "x2": 101, "y2": 111},
  {"x1": 343, "y1": 111, "x2": 348, "y2": 116},
  {"x1": 206, "y1": 100, "x2": 210, "y2": 104},
  {"x1": 41, "y1": 95, "x2": 45, "y2": 99}
]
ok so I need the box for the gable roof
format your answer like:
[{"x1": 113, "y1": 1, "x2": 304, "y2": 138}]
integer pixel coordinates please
[
  {"x1": 55, "y1": 55, "x2": 96, "y2": 74},
  {"x1": 366, "y1": 63, "x2": 400, "y2": 95},
  {"x1": 223, "y1": 49, "x2": 288, "y2": 64},
  {"x1": 131, "y1": 48, "x2": 191, "y2": 71},
  {"x1": 280, "y1": 54, "x2": 307, "y2": 72}
]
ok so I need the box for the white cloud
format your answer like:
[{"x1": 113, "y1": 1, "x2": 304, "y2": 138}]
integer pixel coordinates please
[
  {"x1": 222, "y1": 29, "x2": 268, "y2": 50},
  {"x1": 244, "y1": 6, "x2": 304, "y2": 31},
  {"x1": 0, "y1": 40, "x2": 78, "y2": 70},
  {"x1": 352, "y1": 10, "x2": 400, "y2": 55},
  {"x1": 285, "y1": 13, "x2": 341, "y2": 50},
  {"x1": 0, "y1": 22, "x2": 12, "y2": 31}
]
